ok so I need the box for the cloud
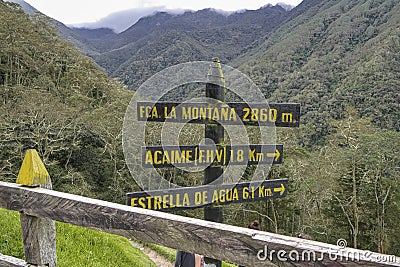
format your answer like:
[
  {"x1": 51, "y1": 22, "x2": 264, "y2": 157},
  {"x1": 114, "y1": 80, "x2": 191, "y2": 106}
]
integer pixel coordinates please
[
  {"x1": 71, "y1": 6, "x2": 188, "y2": 33},
  {"x1": 71, "y1": 7, "x2": 159, "y2": 32}
]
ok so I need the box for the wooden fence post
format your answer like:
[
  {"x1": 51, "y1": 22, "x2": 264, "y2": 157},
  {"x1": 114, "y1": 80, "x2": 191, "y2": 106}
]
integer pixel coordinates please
[{"x1": 16, "y1": 149, "x2": 57, "y2": 267}]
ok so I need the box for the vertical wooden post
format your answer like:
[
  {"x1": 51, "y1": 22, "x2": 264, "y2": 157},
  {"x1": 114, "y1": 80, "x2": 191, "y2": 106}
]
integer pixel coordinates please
[
  {"x1": 16, "y1": 149, "x2": 57, "y2": 267},
  {"x1": 204, "y1": 58, "x2": 225, "y2": 267}
]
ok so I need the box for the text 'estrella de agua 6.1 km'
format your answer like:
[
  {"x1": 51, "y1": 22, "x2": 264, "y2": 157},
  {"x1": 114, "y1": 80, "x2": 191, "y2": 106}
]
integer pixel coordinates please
[{"x1": 127, "y1": 179, "x2": 288, "y2": 211}]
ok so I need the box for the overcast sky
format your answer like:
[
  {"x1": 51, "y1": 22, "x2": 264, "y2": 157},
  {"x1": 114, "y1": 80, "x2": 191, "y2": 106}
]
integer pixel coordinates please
[{"x1": 24, "y1": 0, "x2": 303, "y2": 25}]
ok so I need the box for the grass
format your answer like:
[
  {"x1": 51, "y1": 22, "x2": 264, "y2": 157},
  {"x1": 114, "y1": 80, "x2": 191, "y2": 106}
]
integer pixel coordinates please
[
  {"x1": 145, "y1": 243, "x2": 176, "y2": 262},
  {"x1": 0, "y1": 208, "x2": 238, "y2": 267},
  {"x1": 145, "y1": 243, "x2": 236, "y2": 267},
  {"x1": 0, "y1": 209, "x2": 24, "y2": 259},
  {"x1": 56, "y1": 222, "x2": 155, "y2": 267},
  {"x1": 223, "y1": 262, "x2": 237, "y2": 267},
  {"x1": 0, "y1": 208, "x2": 155, "y2": 267}
]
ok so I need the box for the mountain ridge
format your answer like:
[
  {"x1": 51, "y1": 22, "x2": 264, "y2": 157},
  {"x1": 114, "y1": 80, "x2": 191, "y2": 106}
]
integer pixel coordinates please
[
  {"x1": 82, "y1": 5, "x2": 290, "y2": 89},
  {"x1": 69, "y1": 3, "x2": 295, "y2": 33}
]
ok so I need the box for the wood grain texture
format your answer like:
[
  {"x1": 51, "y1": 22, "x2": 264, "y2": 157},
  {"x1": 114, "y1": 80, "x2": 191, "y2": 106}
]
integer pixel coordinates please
[
  {"x1": 0, "y1": 182, "x2": 399, "y2": 267},
  {"x1": 18, "y1": 180, "x2": 56, "y2": 267},
  {"x1": 0, "y1": 253, "x2": 28, "y2": 267},
  {"x1": 19, "y1": 214, "x2": 56, "y2": 267}
]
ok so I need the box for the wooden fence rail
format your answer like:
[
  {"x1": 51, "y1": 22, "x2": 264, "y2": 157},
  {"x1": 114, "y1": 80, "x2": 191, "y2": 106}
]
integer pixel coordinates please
[
  {"x1": 0, "y1": 253, "x2": 28, "y2": 267},
  {"x1": 0, "y1": 181, "x2": 399, "y2": 267}
]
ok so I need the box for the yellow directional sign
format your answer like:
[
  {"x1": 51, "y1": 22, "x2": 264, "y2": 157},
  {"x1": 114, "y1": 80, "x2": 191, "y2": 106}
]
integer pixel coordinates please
[
  {"x1": 142, "y1": 144, "x2": 283, "y2": 168},
  {"x1": 127, "y1": 179, "x2": 289, "y2": 211},
  {"x1": 137, "y1": 101, "x2": 300, "y2": 127},
  {"x1": 16, "y1": 149, "x2": 50, "y2": 187}
]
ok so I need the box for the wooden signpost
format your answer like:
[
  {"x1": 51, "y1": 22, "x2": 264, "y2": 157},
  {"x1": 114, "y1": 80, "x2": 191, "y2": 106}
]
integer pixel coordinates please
[
  {"x1": 128, "y1": 58, "x2": 300, "y2": 266},
  {"x1": 203, "y1": 59, "x2": 225, "y2": 266}
]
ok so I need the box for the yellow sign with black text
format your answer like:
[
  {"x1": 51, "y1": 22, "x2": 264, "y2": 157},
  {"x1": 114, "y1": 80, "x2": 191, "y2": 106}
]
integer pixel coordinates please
[
  {"x1": 127, "y1": 179, "x2": 288, "y2": 211},
  {"x1": 137, "y1": 102, "x2": 300, "y2": 127},
  {"x1": 142, "y1": 144, "x2": 283, "y2": 168}
]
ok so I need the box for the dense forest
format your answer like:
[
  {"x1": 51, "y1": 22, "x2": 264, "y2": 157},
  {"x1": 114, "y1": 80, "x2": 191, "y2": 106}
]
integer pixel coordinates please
[
  {"x1": 238, "y1": 0, "x2": 400, "y2": 144},
  {"x1": 0, "y1": 0, "x2": 399, "y2": 260},
  {"x1": 0, "y1": 1, "x2": 139, "y2": 202}
]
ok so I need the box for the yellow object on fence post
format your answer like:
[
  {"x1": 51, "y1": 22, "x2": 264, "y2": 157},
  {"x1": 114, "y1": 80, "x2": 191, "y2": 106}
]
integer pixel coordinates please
[
  {"x1": 16, "y1": 149, "x2": 57, "y2": 267},
  {"x1": 16, "y1": 149, "x2": 50, "y2": 187}
]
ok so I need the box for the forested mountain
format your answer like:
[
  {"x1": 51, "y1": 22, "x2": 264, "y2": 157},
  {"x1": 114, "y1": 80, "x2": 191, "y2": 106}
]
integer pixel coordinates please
[
  {"x1": 0, "y1": 1, "x2": 137, "y2": 202},
  {"x1": 72, "y1": 5, "x2": 290, "y2": 89},
  {"x1": 236, "y1": 0, "x2": 400, "y2": 142},
  {"x1": 1, "y1": 0, "x2": 399, "y2": 260},
  {"x1": 67, "y1": 0, "x2": 399, "y2": 143}
]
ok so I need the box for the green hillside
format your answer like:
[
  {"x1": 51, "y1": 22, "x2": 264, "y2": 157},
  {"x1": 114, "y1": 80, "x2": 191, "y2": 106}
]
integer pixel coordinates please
[
  {"x1": 0, "y1": 2, "x2": 156, "y2": 263},
  {"x1": 0, "y1": 0, "x2": 139, "y2": 203},
  {"x1": 237, "y1": 0, "x2": 400, "y2": 143}
]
